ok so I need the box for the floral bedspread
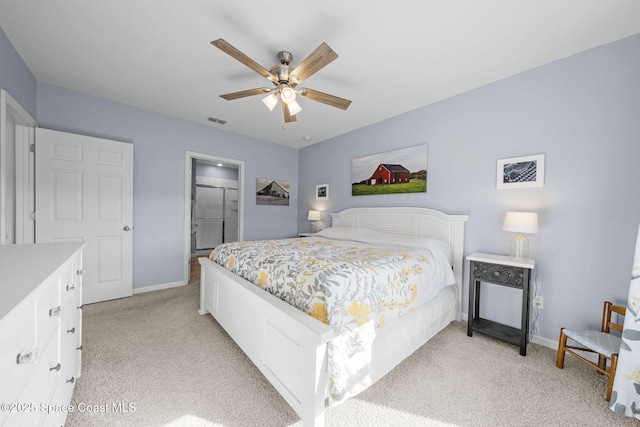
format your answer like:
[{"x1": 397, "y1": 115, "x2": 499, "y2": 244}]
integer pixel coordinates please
[{"x1": 209, "y1": 235, "x2": 455, "y2": 401}]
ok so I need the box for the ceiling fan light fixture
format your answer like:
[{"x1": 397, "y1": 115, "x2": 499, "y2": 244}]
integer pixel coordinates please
[
  {"x1": 280, "y1": 86, "x2": 296, "y2": 104},
  {"x1": 212, "y1": 40, "x2": 351, "y2": 123},
  {"x1": 287, "y1": 101, "x2": 302, "y2": 116},
  {"x1": 262, "y1": 93, "x2": 279, "y2": 111}
]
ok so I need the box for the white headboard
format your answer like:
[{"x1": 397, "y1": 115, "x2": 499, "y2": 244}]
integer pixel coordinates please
[{"x1": 330, "y1": 206, "x2": 469, "y2": 319}]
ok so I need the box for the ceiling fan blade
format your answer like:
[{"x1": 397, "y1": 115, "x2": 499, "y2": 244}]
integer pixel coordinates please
[
  {"x1": 299, "y1": 88, "x2": 352, "y2": 110},
  {"x1": 211, "y1": 39, "x2": 276, "y2": 82},
  {"x1": 220, "y1": 87, "x2": 272, "y2": 101},
  {"x1": 289, "y1": 42, "x2": 338, "y2": 84},
  {"x1": 282, "y1": 102, "x2": 297, "y2": 123}
]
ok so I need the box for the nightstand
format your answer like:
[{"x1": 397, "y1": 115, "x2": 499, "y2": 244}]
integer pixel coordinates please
[{"x1": 466, "y1": 252, "x2": 535, "y2": 356}]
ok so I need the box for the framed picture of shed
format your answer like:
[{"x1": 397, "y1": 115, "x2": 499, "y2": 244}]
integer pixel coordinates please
[
  {"x1": 497, "y1": 154, "x2": 545, "y2": 189},
  {"x1": 351, "y1": 144, "x2": 428, "y2": 196},
  {"x1": 316, "y1": 184, "x2": 329, "y2": 200},
  {"x1": 256, "y1": 178, "x2": 290, "y2": 205}
]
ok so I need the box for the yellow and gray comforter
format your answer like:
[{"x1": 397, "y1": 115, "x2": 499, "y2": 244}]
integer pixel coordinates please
[{"x1": 209, "y1": 229, "x2": 455, "y2": 401}]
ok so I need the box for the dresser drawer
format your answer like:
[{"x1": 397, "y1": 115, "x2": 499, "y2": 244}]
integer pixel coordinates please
[
  {"x1": 60, "y1": 304, "x2": 82, "y2": 382},
  {"x1": 0, "y1": 401, "x2": 44, "y2": 427},
  {"x1": 0, "y1": 301, "x2": 37, "y2": 412},
  {"x1": 60, "y1": 257, "x2": 81, "y2": 310},
  {"x1": 35, "y1": 276, "x2": 61, "y2": 351},
  {"x1": 47, "y1": 374, "x2": 75, "y2": 427},
  {"x1": 2, "y1": 334, "x2": 61, "y2": 427}
]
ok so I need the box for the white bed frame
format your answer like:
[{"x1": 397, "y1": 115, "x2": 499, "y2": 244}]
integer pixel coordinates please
[{"x1": 199, "y1": 207, "x2": 468, "y2": 426}]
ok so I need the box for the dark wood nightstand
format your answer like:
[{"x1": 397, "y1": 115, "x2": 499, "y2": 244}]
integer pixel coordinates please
[{"x1": 466, "y1": 252, "x2": 535, "y2": 356}]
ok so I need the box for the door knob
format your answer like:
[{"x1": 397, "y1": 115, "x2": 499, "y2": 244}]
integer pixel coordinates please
[{"x1": 123, "y1": 226, "x2": 131, "y2": 231}]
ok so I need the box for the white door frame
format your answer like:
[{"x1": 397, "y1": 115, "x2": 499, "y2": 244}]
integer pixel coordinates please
[
  {"x1": 14, "y1": 125, "x2": 35, "y2": 244},
  {"x1": 0, "y1": 89, "x2": 37, "y2": 244},
  {"x1": 183, "y1": 151, "x2": 244, "y2": 283}
]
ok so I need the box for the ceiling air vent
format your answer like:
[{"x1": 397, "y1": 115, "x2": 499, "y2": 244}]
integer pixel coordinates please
[{"x1": 208, "y1": 117, "x2": 227, "y2": 125}]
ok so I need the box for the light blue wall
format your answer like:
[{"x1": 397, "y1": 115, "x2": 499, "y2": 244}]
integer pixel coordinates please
[
  {"x1": 298, "y1": 34, "x2": 640, "y2": 342},
  {"x1": 0, "y1": 27, "x2": 37, "y2": 223},
  {"x1": 0, "y1": 27, "x2": 36, "y2": 118},
  {"x1": 35, "y1": 84, "x2": 299, "y2": 289}
]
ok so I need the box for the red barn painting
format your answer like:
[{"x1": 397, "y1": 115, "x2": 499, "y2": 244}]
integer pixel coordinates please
[{"x1": 368, "y1": 163, "x2": 410, "y2": 185}]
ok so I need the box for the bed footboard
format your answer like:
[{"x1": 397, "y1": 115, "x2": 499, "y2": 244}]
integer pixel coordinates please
[{"x1": 199, "y1": 257, "x2": 335, "y2": 427}]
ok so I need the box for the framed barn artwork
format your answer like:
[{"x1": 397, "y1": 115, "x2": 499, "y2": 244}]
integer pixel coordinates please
[
  {"x1": 351, "y1": 144, "x2": 428, "y2": 196},
  {"x1": 256, "y1": 178, "x2": 290, "y2": 205},
  {"x1": 496, "y1": 154, "x2": 545, "y2": 189}
]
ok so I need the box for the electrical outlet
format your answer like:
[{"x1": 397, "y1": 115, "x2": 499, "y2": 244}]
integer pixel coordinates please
[{"x1": 533, "y1": 296, "x2": 544, "y2": 310}]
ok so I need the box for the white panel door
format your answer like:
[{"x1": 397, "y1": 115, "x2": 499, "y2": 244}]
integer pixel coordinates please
[{"x1": 35, "y1": 128, "x2": 133, "y2": 304}]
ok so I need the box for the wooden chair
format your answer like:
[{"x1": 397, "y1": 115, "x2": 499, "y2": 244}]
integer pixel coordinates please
[{"x1": 556, "y1": 301, "x2": 626, "y2": 401}]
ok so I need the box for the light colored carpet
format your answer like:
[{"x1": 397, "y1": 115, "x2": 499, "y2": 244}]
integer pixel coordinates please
[{"x1": 66, "y1": 282, "x2": 637, "y2": 427}]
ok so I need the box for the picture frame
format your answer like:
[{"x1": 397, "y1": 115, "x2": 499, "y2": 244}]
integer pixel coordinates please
[
  {"x1": 351, "y1": 144, "x2": 428, "y2": 196},
  {"x1": 256, "y1": 178, "x2": 290, "y2": 206},
  {"x1": 316, "y1": 184, "x2": 329, "y2": 200},
  {"x1": 497, "y1": 154, "x2": 545, "y2": 189}
]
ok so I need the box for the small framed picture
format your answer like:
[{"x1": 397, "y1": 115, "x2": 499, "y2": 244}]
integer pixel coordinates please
[
  {"x1": 497, "y1": 154, "x2": 545, "y2": 189},
  {"x1": 316, "y1": 184, "x2": 329, "y2": 200}
]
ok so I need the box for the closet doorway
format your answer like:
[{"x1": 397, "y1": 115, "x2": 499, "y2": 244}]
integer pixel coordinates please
[{"x1": 183, "y1": 151, "x2": 244, "y2": 284}]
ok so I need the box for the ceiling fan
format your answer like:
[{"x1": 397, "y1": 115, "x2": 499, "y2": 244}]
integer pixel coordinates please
[{"x1": 211, "y1": 39, "x2": 352, "y2": 123}]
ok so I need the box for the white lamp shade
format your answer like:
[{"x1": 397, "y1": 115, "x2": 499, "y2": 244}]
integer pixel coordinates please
[
  {"x1": 307, "y1": 210, "x2": 321, "y2": 221},
  {"x1": 287, "y1": 101, "x2": 301, "y2": 116},
  {"x1": 262, "y1": 93, "x2": 278, "y2": 111},
  {"x1": 502, "y1": 212, "x2": 539, "y2": 234}
]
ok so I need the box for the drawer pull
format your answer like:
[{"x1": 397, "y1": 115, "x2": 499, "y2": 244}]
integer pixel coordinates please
[
  {"x1": 16, "y1": 348, "x2": 38, "y2": 364},
  {"x1": 49, "y1": 306, "x2": 63, "y2": 317},
  {"x1": 67, "y1": 284, "x2": 76, "y2": 291},
  {"x1": 66, "y1": 377, "x2": 75, "y2": 384},
  {"x1": 77, "y1": 269, "x2": 84, "y2": 276},
  {"x1": 76, "y1": 345, "x2": 83, "y2": 351},
  {"x1": 50, "y1": 363, "x2": 61, "y2": 372},
  {"x1": 67, "y1": 327, "x2": 76, "y2": 334}
]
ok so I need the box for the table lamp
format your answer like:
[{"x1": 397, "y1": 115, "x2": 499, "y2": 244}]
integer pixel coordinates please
[
  {"x1": 307, "y1": 210, "x2": 321, "y2": 233},
  {"x1": 502, "y1": 211, "x2": 538, "y2": 259}
]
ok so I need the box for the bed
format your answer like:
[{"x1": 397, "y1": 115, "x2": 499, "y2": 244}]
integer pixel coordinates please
[{"x1": 198, "y1": 206, "x2": 468, "y2": 426}]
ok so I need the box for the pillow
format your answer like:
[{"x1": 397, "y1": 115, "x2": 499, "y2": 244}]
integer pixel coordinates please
[
  {"x1": 315, "y1": 227, "x2": 452, "y2": 264},
  {"x1": 355, "y1": 233, "x2": 453, "y2": 265},
  {"x1": 315, "y1": 226, "x2": 384, "y2": 241}
]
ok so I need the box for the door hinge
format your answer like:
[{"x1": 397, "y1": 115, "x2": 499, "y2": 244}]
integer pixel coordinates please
[
  {"x1": 29, "y1": 143, "x2": 35, "y2": 153},
  {"x1": 29, "y1": 212, "x2": 35, "y2": 221}
]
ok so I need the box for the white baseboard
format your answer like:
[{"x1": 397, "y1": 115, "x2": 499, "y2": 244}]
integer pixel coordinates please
[
  {"x1": 530, "y1": 334, "x2": 558, "y2": 350},
  {"x1": 133, "y1": 280, "x2": 186, "y2": 295}
]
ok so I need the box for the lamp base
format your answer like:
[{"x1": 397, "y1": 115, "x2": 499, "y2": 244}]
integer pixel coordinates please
[{"x1": 510, "y1": 233, "x2": 529, "y2": 259}]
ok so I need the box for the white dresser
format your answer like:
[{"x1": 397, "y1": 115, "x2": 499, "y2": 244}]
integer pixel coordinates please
[{"x1": 0, "y1": 242, "x2": 84, "y2": 427}]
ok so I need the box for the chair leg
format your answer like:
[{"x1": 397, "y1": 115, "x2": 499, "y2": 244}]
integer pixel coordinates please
[
  {"x1": 607, "y1": 354, "x2": 619, "y2": 402},
  {"x1": 598, "y1": 355, "x2": 607, "y2": 372},
  {"x1": 556, "y1": 328, "x2": 568, "y2": 368}
]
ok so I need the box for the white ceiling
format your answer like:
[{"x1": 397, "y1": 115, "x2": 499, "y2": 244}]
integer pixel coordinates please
[{"x1": 1, "y1": 1, "x2": 639, "y2": 148}]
